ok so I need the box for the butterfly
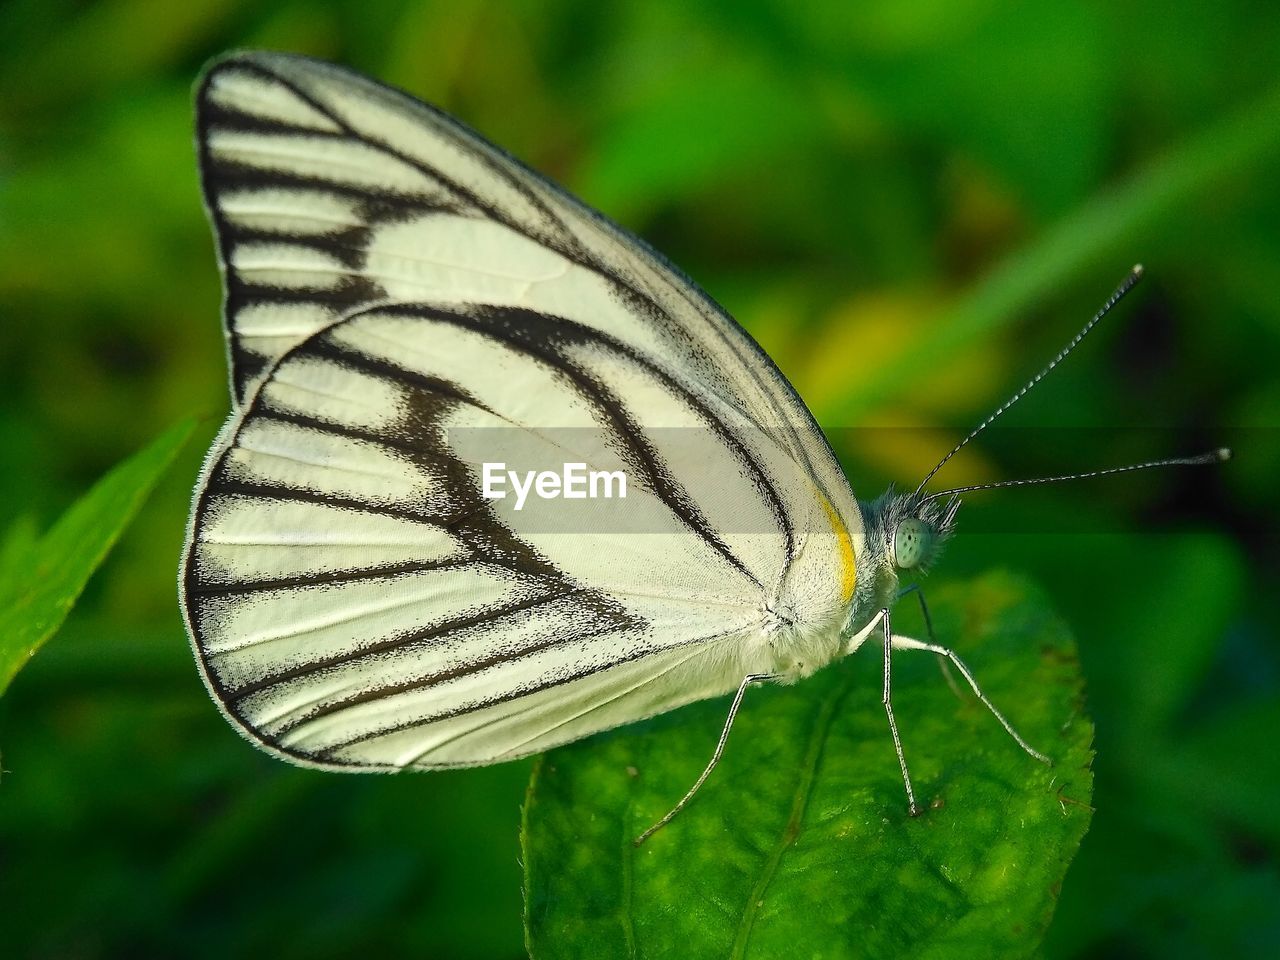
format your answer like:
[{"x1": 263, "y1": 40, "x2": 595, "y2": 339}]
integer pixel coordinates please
[{"x1": 180, "y1": 52, "x2": 1224, "y2": 842}]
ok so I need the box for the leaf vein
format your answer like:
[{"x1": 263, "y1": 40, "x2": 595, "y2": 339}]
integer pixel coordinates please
[{"x1": 729, "y1": 669, "x2": 856, "y2": 958}]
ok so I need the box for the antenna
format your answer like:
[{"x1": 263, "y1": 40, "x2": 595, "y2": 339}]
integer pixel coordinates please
[
  {"x1": 914, "y1": 264, "x2": 1146, "y2": 497},
  {"x1": 918, "y1": 448, "x2": 1231, "y2": 505}
]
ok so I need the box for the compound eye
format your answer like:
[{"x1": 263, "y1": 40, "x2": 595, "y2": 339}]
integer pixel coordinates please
[{"x1": 893, "y1": 518, "x2": 931, "y2": 570}]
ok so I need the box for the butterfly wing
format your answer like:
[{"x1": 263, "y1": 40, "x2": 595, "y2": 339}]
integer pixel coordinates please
[{"x1": 183, "y1": 52, "x2": 861, "y2": 769}]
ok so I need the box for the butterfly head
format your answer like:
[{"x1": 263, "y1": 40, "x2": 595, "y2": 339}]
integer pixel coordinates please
[{"x1": 876, "y1": 490, "x2": 960, "y2": 576}]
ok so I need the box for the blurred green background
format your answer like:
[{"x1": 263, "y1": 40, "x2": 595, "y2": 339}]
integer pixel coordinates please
[{"x1": 1, "y1": 1, "x2": 1277, "y2": 957}]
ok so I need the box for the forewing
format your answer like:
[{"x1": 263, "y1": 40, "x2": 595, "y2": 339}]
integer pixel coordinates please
[{"x1": 196, "y1": 52, "x2": 853, "y2": 521}]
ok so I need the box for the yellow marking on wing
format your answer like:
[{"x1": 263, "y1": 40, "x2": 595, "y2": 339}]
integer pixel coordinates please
[{"x1": 818, "y1": 492, "x2": 857, "y2": 604}]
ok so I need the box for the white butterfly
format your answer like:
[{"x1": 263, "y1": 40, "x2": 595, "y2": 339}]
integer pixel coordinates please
[{"x1": 180, "y1": 52, "x2": 1221, "y2": 841}]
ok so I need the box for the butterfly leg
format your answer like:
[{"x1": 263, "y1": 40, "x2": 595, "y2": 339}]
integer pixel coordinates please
[
  {"x1": 848, "y1": 608, "x2": 923, "y2": 815},
  {"x1": 634, "y1": 672, "x2": 777, "y2": 846},
  {"x1": 890, "y1": 634, "x2": 1052, "y2": 765},
  {"x1": 878, "y1": 607, "x2": 923, "y2": 817},
  {"x1": 895, "y1": 583, "x2": 962, "y2": 698}
]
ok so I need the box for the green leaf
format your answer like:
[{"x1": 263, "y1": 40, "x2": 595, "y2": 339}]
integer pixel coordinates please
[
  {"x1": 0, "y1": 418, "x2": 195, "y2": 696},
  {"x1": 522, "y1": 572, "x2": 1093, "y2": 959}
]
